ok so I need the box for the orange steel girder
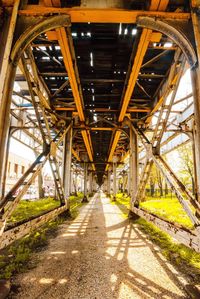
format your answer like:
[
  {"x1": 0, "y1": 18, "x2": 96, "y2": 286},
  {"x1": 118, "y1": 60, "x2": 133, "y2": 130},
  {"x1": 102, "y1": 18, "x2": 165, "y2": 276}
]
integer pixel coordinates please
[
  {"x1": 72, "y1": 148, "x2": 81, "y2": 162},
  {"x1": 18, "y1": 7, "x2": 189, "y2": 23},
  {"x1": 55, "y1": 28, "x2": 94, "y2": 167},
  {"x1": 105, "y1": 0, "x2": 169, "y2": 169},
  {"x1": 43, "y1": 0, "x2": 94, "y2": 168}
]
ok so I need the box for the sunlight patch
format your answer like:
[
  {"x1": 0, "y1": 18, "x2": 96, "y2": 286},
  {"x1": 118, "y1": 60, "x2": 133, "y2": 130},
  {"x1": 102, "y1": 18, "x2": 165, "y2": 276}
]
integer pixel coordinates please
[
  {"x1": 39, "y1": 278, "x2": 54, "y2": 284},
  {"x1": 58, "y1": 279, "x2": 68, "y2": 284},
  {"x1": 50, "y1": 251, "x2": 66, "y2": 254}
]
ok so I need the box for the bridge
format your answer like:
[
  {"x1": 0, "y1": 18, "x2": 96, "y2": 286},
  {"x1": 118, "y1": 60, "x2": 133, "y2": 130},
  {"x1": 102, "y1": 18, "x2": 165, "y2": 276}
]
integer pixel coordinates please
[{"x1": 1, "y1": 0, "x2": 200, "y2": 297}]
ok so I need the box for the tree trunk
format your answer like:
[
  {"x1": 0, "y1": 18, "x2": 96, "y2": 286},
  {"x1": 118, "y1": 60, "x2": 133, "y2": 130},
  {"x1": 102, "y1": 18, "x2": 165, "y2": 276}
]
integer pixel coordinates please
[
  {"x1": 165, "y1": 182, "x2": 168, "y2": 196},
  {"x1": 150, "y1": 177, "x2": 155, "y2": 197}
]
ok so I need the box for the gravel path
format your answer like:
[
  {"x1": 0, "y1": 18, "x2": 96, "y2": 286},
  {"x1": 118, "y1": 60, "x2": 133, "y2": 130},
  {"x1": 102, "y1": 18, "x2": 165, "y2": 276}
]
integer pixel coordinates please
[{"x1": 11, "y1": 192, "x2": 189, "y2": 299}]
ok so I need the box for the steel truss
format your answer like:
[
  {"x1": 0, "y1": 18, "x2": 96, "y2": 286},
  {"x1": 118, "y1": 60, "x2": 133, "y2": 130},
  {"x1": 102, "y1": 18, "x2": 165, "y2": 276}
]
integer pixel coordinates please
[
  {"x1": 0, "y1": 47, "x2": 73, "y2": 243},
  {"x1": 127, "y1": 52, "x2": 200, "y2": 251},
  {"x1": 1, "y1": 0, "x2": 200, "y2": 253}
]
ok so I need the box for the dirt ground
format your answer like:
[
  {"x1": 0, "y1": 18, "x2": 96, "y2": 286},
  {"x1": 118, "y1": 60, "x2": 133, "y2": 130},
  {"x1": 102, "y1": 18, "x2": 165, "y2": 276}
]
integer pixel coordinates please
[{"x1": 10, "y1": 192, "x2": 190, "y2": 299}]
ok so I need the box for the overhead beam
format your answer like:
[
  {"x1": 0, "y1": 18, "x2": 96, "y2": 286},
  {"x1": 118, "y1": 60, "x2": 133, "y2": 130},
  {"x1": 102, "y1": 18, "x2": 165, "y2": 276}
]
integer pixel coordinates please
[
  {"x1": 106, "y1": 0, "x2": 168, "y2": 168},
  {"x1": 55, "y1": 27, "x2": 94, "y2": 165},
  {"x1": 56, "y1": 28, "x2": 85, "y2": 121},
  {"x1": 72, "y1": 148, "x2": 81, "y2": 161},
  {"x1": 55, "y1": 107, "x2": 150, "y2": 112},
  {"x1": 18, "y1": 7, "x2": 190, "y2": 22},
  {"x1": 118, "y1": 29, "x2": 153, "y2": 122}
]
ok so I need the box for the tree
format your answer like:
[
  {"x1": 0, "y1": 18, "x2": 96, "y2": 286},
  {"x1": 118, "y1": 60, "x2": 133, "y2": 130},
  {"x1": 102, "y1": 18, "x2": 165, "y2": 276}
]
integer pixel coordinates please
[
  {"x1": 156, "y1": 168, "x2": 164, "y2": 197},
  {"x1": 177, "y1": 143, "x2": 194, "y2": 194}
]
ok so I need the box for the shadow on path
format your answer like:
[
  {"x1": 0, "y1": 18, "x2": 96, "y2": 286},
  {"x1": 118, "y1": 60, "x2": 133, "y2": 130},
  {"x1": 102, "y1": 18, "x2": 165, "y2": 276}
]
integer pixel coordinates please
[{"x1": 12, "y1": 192, "x2": 188, "y2": 299}]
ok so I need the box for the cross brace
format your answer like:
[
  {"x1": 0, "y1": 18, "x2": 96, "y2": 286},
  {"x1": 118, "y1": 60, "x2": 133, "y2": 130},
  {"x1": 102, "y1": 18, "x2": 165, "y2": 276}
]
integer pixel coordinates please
[{"x1": 133, "y1": 125, "x2": 200, "y2": 227}]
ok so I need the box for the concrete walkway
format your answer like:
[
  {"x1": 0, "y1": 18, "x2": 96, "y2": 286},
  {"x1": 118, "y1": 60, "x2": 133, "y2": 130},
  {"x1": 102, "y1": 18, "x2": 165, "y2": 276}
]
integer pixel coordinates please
[{"x1": 12, "y1": 193, "x2": 189, "y2": 299}]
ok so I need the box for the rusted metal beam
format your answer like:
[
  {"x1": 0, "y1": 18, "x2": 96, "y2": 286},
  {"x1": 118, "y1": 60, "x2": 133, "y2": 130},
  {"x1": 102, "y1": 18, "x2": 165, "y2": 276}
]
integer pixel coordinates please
[
  {"x1": 0, "y1": 0, "x2": 20, "y2": 198},
  {"x1": 105, "y1": 0, "x2": 169, "y2": 169},
  {"x1": 18, "y1": 7, "x2": 190, "y2": 22},
  {"x1": 56, "y1": 28, "x2": 84, "y2": 121},
  {"x1": 90, "y1": 127, "x2": 114, "y2": 131},
  {"x1": 129, "y1": 125, "x2": 138, "y2": 210},
  {"x1": 132, "y1": 207, "x2": 200, "y2": 253},
  {"x1": 118, "y1": 29, "x2": 153, "y2": 122},
  {"x1": 145, "y1": 50, "x2": 183, "y2": 125},
  {"x1": 0, "y1": 15, "x2": 71, "y2": 204},
  {"x1": 72, "y1": 148, "x2": 80, "y2": 162},
  {"x1": 62, "y1": 126, "x2": 72, "y2": 207},
  {"x1": 0, "y1": 204, "x2": 68, "y2": 249},
  {"x1": 55, "y1": 27, "x2": 94, "y2": 167},
  {"x1": 134, "y1": 125, "x2": 200, "y2": 226},
  {"x1": 0, "y1": 0, "x2": 20, "y2": 102},
  {"x1": 107, "y1": 131, "x2": 121, "y2": 162},
  {"x1": 191, "y1": 8, "x2": 200, "y2": 203}
]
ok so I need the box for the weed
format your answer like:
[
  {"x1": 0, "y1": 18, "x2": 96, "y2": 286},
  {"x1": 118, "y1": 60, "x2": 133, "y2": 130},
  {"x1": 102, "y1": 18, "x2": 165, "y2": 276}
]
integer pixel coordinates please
[
  {"x1": 140, "y1": 195, "x2": 194, "y2": 229},
  {"x1": 8, "y1": 197, "x2": 60, "y2": 224}
]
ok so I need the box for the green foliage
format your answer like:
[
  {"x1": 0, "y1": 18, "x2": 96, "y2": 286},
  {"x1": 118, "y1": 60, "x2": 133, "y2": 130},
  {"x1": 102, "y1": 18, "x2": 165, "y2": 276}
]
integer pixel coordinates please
[
  {"x1": 112, "y1": 193, "x2": 200, "y2": 280},
  {"x1": 69, "y1": 192, "x2": 85, "y2": 218},
  {"x1": 140, "y1": 195, "x2": 194, "y2": 229},
  {"x1": 0, "y1": 226, "x2": 47, "y2": 279},
  {"x1": 8, "y1": 197, "x2": 60, "y2": 224},
  {"x1": 177, "y1": 143, "x2": 194, "y2": 187}
]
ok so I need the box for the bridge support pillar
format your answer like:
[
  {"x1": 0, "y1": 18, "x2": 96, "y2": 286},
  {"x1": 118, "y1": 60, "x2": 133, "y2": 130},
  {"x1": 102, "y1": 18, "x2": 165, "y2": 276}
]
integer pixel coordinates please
[
  {"x1": 82, "y1": 162, "x2": 88, "y2": 202},
  {"x1": 62, "y1": 126, "x2": 72, "y2": 209},
  {"x1": 122, "y1": 171, "x2": 126, "y2": 194},
  {"x1": 107, "y1": 170, "x2": 111, "y2": 195},
  {"x1": 127, "y1": 166, "x2": 130, "y2": 196},
  {"x1": 92, "y1": 174, "x2": 96, "y2": 192},
  {"x1": 112, "y1": 162, "x2": 117, "y2": 201},
  {"x1": 129, "y1": 125, "x2": 138, "y2": 212},
  {"x1": 88, "y1": 170, "x2": 93, "y2": 196},
  {"x1": 191, "y1": 12, "x2": 200, "y2": 203},
  {"x1": 0, "y1": 1, "x2": 20, "y2": 198}
]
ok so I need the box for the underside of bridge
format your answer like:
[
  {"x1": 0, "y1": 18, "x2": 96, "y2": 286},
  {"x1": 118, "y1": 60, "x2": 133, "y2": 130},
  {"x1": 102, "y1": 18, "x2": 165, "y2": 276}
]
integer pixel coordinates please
[{"x1": 1, "y1": 0, "x2": 200, "y2": 253}]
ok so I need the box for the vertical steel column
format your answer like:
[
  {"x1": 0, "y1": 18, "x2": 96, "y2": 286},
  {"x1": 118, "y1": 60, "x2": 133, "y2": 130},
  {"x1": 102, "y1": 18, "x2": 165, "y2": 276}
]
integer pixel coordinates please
[
  {"x1": 122, "y1": 172, "x2": 126, "y2": 194},
  {"x1": 127, "y1": 166, "x2": 130, "y2": 196},
  {"x1": 94, "y1": 176, "x2": 97, "y2": 192},
  {"x1": 33, "y1": 151, "x2": 44, "y2": 199},
  {"x1": 0, "y1": 0, "x2": 20, "y2": 96},
  {"x1": 38, "y1": 170, "x2": 45, "y2": 199},
  {"x1": 1, "y1": 128, "x2": 11, "y2": 198},
  {"x1": 190, "y1": 12, "x2": 200, "y2": 202},
  {"x1": 73, "y1": 170, "x2": 78, "y2": 195},
  {"x1": 129, "y1": 125, "x2": 138, "y2": 211},
  {"x1": 107, "y1": 170, "x2": 111, "y2": 195},
  {"x1": 62, "y1": 126, "x2": 72, "y2": 208},
  {"x1": 113, "y1": 163, "x2": 117, "y2": 201},
  {"x1": 89, "y1": 170, "x2": 93, "y2": 195},
  {"x1": 82, "y1": 162, "x2": 88, "y2": 202},
  {"x1": 0, "y1": 1, "x2": 20, "y2": 198}
]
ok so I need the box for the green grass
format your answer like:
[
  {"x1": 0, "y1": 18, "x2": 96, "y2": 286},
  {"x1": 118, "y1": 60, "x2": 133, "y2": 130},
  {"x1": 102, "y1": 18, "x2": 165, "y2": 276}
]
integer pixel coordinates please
[
  {"x1": 8, "y1": 193, "x2": 85, "y2": 224},
  {"x1": 69, "y1": 192, "x2": 85, "y2": 218},
  {"x1": 111, "y1": 193, "x2": 200, "y2": 281},
  {"x1": 140, "y1": 195, "x2": 194, "y2": 229},
  {"x1": 8, "y1": 197, "x2": 60, "y2": 224},
  {"x1": 0, "y1": 193, "x2": 85, "y2": 279}
]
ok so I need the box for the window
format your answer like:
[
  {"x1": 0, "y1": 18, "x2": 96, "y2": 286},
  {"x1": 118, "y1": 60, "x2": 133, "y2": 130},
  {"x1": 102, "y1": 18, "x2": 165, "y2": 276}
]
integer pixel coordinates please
[{"x1": 14, "y1": 163, "x2": 18, "y2": 176}]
